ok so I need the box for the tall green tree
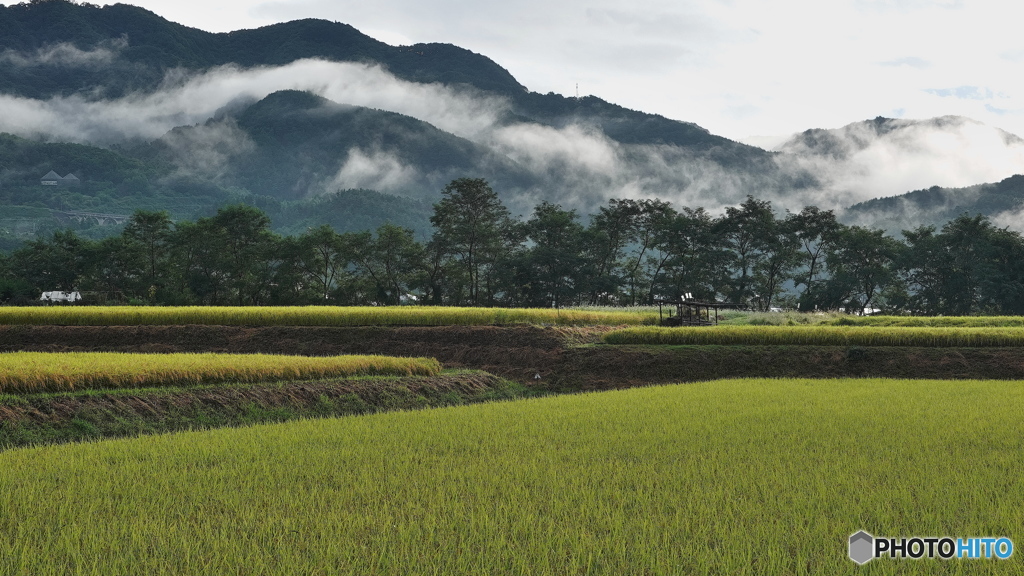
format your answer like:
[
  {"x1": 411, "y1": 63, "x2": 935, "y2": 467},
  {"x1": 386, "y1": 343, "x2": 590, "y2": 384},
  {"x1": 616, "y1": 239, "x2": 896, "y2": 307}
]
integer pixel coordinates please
[
  {"x1": 429, "y1": 178, "x2": 516, "y2": 305},
  {"x1": 650, "y1": 207, "x2": 722, "y2": 302},
  {"x1": 9, "y1": 230, "x2": 89, "y2": 294},
  {"x1": 822, "y1": 226, "x2": 902, "y2": 314},
  {"x1": 787, "y1": 206, "x2": 842, "y2": 310},
  {"x1": 522, "y1": 201, "x2": 587, "y2": 308},
  {"x1": 122, "y1": 210, "x2": 173, "y2": 301},
  {"x1": 350, "y1": 224, "x2": 424, "y2": 305},
  {"x1": 716, "y1": 196, "x2": 776, "y2": 305},
  {"x1": 294, "y1": 224, "x2": 352, "y2": 302},
  {"x1": 585, "y1": 198, "x2": 642, "y2": 305}
]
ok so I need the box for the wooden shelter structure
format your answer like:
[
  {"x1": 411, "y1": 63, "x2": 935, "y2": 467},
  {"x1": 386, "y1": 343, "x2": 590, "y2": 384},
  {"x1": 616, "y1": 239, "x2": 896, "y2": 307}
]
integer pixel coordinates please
[{"x1": 654, "y1": 296, "x2": 747, "y2": 327}]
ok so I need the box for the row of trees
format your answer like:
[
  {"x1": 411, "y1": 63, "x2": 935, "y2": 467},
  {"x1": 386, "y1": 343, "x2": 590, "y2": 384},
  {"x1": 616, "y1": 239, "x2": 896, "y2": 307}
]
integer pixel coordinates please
[{"x1": 2, "y1": 178, "x2": 1023, "y2": 315}]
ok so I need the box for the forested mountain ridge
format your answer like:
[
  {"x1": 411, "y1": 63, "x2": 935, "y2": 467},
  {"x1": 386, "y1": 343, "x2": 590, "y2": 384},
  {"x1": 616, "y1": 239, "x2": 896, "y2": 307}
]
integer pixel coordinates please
[
  {"x1": 0, "y1": 0, "x2": 775, "y2": 158},
  {"x1": 846, "y1": 174, "x2": 1024, "y2": 233},
  {"x1": 0, "y1": 1, "x2": 525, "y2": 97}
]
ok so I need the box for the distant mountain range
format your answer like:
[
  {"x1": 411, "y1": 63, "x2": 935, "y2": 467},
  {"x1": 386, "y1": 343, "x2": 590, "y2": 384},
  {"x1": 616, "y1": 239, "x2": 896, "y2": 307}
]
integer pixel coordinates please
[{"x1": 0, "y1": 0, "x2": 1022, "y2": 245}]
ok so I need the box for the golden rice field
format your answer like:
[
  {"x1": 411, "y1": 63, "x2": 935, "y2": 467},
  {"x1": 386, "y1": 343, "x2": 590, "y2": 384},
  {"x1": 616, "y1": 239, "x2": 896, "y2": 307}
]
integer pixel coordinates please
[
  {"x1": 829, "y1": 315, "x2": 1024, "y2": 327},
  {"x1": 0, "y1": 352, "x2": 442, "y2": 393},
  {"x1": 0, "y1": 378, "x2": 1021, "y2": 574},
  {"x1": 604, "y1": 325, "x2": 1024, "y2": 347},
  {"x1": 0, "y1": 306, "x2": 656, "y2": 327}
]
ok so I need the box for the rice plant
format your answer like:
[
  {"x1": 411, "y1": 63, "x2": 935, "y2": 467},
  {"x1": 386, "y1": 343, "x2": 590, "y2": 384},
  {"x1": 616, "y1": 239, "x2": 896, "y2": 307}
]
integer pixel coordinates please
[
  {"x1": 0, "y1": 306, "x2": 657, "y2": 327},
  {"x1": 603, "y1": 325, "x2": 1024, "y2": 347},
  {"x1": 0, "y1": 352, "x2": 442, "y2": 393},
  {"x1": 1, "y1": 378, "x2": 1022, "y2": 574},
  {"x1": 829, "y1": 315, "x2": 1024, "y2": 327}
]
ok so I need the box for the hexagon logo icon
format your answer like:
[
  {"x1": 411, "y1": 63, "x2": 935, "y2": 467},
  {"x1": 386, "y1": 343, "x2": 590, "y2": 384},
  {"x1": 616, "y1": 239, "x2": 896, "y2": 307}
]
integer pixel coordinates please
[{"x1": 849, "y1": 531, "x2": 874, "y2": 565}]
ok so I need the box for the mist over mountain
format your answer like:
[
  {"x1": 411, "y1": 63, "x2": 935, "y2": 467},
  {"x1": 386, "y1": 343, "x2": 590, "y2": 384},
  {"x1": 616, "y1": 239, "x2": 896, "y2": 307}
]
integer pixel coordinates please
[
  {"x1": 846, "y1": 174, "x2": 1024, "y2": 235},
  {"x1": 1, "y1": 0, "x2": 1023, "y2": 246},
  {"x1": 775, "y1": 116, "x2": 1024, "y2": 211}
]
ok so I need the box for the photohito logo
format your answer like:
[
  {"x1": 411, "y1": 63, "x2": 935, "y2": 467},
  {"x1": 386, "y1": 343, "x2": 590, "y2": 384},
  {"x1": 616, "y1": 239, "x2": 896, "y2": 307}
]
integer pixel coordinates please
[{"x1": 848, "y1": 531, "x2": 1014, "y2": 564}]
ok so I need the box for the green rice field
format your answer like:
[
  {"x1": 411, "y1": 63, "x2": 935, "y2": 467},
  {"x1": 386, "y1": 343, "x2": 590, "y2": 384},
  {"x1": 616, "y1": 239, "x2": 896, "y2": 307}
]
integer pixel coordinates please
[
  {"x1": 0, "y1": 352, "x2": 441, "y2": 393},
  {"x1": 1, "y1": 378, "x2": 1020, "y2": 574},
  {"x1": 0, "y1": 306, "x2": 656, "y2": 327},
  {"x1": 604, "y1": 325, "x2": 1024, "y2": 347}
]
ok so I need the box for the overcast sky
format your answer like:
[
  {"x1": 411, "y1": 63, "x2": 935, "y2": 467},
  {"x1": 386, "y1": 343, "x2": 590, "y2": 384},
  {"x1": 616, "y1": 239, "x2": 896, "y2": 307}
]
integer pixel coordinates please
[{"x1": 12, "y1": 0, "x2": 1024, "y2": 146}]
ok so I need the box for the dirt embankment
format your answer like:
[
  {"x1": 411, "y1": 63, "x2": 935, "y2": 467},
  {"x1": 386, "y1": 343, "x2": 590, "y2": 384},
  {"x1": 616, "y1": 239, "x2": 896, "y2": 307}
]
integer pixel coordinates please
[{"x1": 0, "y1": 371, "x2": 522, "y2": 449}]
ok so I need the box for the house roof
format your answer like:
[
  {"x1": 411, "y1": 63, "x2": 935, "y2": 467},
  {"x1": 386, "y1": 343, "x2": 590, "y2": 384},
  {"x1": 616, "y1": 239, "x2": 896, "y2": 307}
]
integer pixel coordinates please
[
  {"x1": 62, "y1": 173, "x2": 79, "y2": 180},
  {"x1": 41, "y1": 170, "x2": 61, "y2": 181}
]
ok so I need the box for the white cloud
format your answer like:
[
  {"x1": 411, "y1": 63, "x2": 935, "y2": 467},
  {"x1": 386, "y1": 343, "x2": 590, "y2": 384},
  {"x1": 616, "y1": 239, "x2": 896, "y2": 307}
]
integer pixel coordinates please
[
  {"x1": 775, "y1": 116, "x2": 1024, "y2": 208},
  {"x1": 0, "y1": 59, "x2": 506, "y2": 144},
  {"x1": 0, "y1": 37, "x2": 127, "y2": 67},
  {"x1": 329, "y1": 148, "x2": 420, "y2": 192}
]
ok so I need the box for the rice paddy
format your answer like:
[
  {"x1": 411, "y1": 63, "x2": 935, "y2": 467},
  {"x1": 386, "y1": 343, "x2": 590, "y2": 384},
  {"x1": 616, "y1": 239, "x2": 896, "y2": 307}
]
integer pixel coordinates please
[
  {"x1": 0, "y1": 352, "x2": 442, "y2": 393},
  {"x1": 0, "y1": 377, "x2": 1020, "y2": 574},
  {"x1": 604, "y1": 325, "x2": 1024, "y2": 347},
  {"x1": 829, "y1": 315, "x2": 1024, "y2": 327},
  {"x1": 0, "y1": 306, "x2": 657, "y2": 327}
]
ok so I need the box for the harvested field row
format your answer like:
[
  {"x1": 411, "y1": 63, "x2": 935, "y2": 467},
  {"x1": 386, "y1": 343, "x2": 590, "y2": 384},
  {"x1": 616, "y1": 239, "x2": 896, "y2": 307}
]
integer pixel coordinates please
[
  {"x1": 604, "y1": 325, "x2": 1024, "y2": 347},
  {"x1": 0, "y1": 306, "x2": 656, "y2": 327},
  {"x1": 0, "y1": 352, "x2": 441, "y2": 393}
]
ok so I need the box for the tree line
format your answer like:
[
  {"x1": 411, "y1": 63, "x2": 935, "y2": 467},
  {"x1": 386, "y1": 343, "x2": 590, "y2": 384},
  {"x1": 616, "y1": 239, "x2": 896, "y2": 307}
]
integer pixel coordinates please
[{"x1": 2, "y1": 177, "x2": 1022, "y2": 315}]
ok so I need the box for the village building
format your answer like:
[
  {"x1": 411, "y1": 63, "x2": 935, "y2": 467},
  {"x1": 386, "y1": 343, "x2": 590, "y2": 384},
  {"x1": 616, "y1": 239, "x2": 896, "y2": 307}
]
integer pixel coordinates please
[
  {"x1": 40, "y1": 170, "x2": 61, "y2": 186},
  {"x1": 40, "y1": 171, "x2": 81, "y2": 187}
]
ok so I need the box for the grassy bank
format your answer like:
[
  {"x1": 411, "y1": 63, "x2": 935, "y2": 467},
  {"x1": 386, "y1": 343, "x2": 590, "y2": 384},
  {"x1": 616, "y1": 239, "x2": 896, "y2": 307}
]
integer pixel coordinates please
[
  {"x1": 0, "y1": 371, "x2": 529, "y2": 450},
  {"x1": 604, "y1": 325, "x2": 1024, "y2": 347},
  {"x1": 1, "y1": 378, "x2": 1021, "y2": 574},
  {"x1": 0, "y1": 306, "x2": 656, "y2": 327},
  {"x1": 0, "y1": 352, "x2": 441, "y2": 393}
]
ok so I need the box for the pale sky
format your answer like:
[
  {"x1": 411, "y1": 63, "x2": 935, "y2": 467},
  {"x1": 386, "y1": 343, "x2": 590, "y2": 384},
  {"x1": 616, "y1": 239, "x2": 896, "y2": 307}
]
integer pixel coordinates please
[{"x1": 45, "y1": 0, "x2": 1017, "y2": 147}]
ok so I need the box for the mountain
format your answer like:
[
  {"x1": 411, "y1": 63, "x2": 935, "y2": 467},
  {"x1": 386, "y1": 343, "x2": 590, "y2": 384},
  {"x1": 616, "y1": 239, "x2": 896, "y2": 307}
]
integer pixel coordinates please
[
  {"x1": 774, "y1": 116, "x2": 1024, "y2": 211},
  {"x1": 0, "y1": 122, "x2": 436, "y2": 242},
  {"x1": 132, "y1": 90, "x2": 537, "y2": 201},
  {"x1": 845, "y1": 174, "x2": 1024, "y2": 234},
  {"x1": 5, "y1": 0, "x2": 1024, "y2": 249},
  {"x1": 0, "y1": 1, "x2": 526, "y2": 98},
  {"x1": 0, "y1": 1, "x2": 792, "y2": 206}
]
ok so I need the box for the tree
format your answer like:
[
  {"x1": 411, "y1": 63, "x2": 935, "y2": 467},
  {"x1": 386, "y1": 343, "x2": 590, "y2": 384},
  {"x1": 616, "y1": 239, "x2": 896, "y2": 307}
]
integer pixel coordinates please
[
  {"x1": 621, "y1": 199, "x2": 675, "y2": 306},
  {"x1": 522, "y1": 201, "x2": 587, "y2": 308},
  {"x1": 822, "y1": 226, "x2": 901, "y2": 314},
  {"x1": 649, "y1": 207, "x2": 722, "y2": 302},
  {"x1": 787, "y1": 206, "x2": 842, "y2": 310},
  {"x1": 9, "y1": 229, "x2": 89, "y2": 294},
  {"x1": 716, "y1": 196, "x2": 776, "y2": 306},
  {"x1": 295, "y1": 224, "x2": 351, "y2": 302},
  {"x1": 585, "y1": 198, "x2": 641, "y2": 305},
  {"x1": 350, "y1": 224, "x2": 424, "y2": 305},
  {"x1": 751, "y1": 215, "x2": 802, "y2": 311},
  {"x1": 122, "y1": 210, "x2": 173, "y2": 301},
  {"x1": 429, "y1": 178, "x2": 516, "y2": 305}
]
